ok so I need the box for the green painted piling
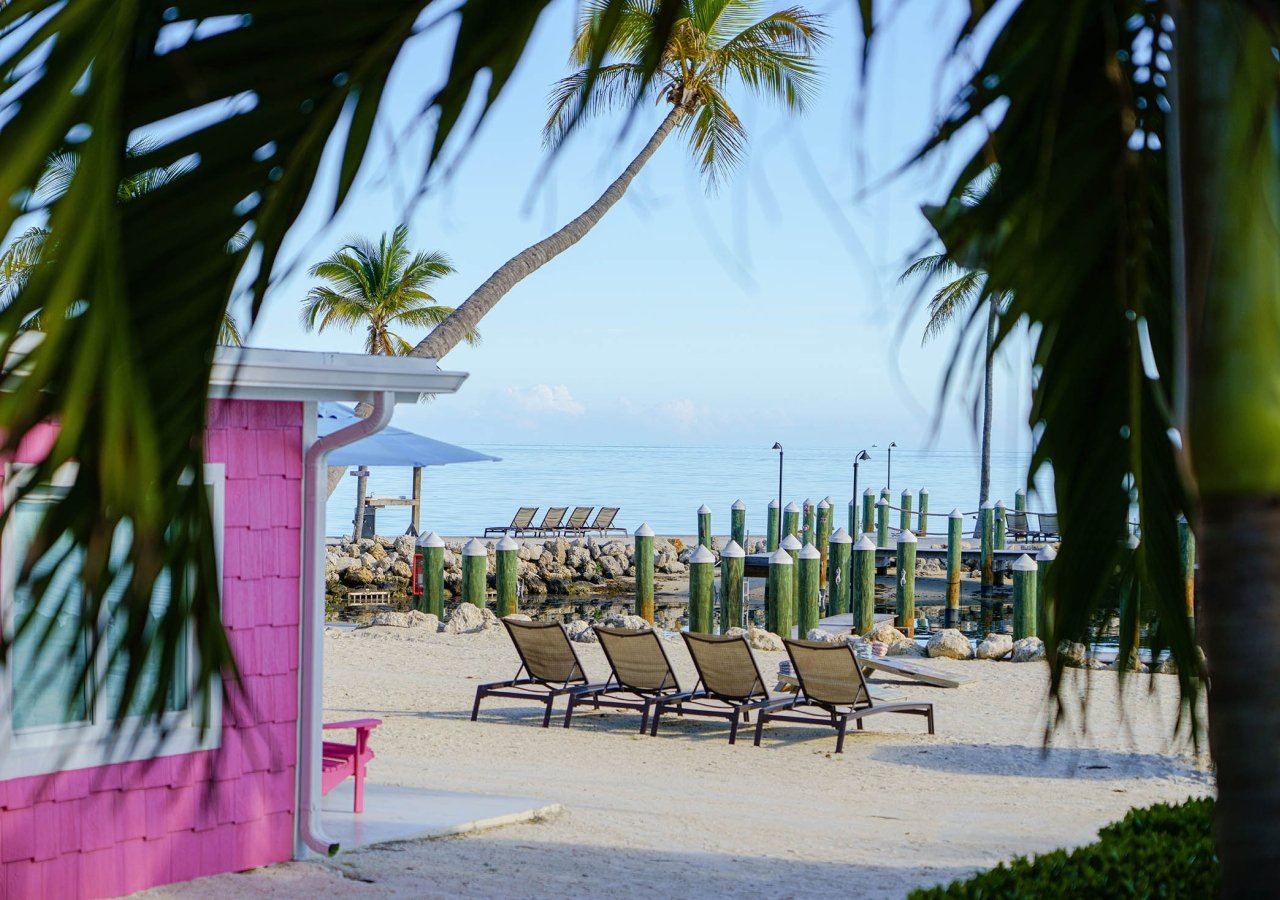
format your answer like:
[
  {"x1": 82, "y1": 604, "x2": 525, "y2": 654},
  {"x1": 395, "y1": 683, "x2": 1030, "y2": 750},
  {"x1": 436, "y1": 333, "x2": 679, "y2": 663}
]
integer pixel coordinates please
[
  {"x1": 688, "y1": 545, "x2": 716, "y2": 634},
  {"x1": 880, "y1": 487, "x2": 890, "y2": 502},
  {"x1": 979, "y1": 501, "x2": 994, "y2": 597},
  {"x1": 946, "y1": 510, "x2": 963, "y2": 628},
  {"x1": 1012, "y1": 554, "x2": 1038, "y2": 639},
  {"x1": 861, "y1": 489, "x2": 875, "y2": 536},
  {"x1": 783, "y1": 502, "x2": 800, "y2": 540},
  {"x1": 917, "y1": 488, "x2": 929, "y2": 536},
  {"x1": 1015, "y1": 488, "x2": 1027, "y2": 516},
  {"x1": 635, "y1": 524, "x2": 655, "y2": 623},
  {"x1": 816, "y1": 498, "x2": 833, "y2": 580},
  {"x1": 461, "y1": 538, "x2": 488, "y2": 609},
  {"x1": 828, "y1": 528, "x2": 852, "y2": 617},
  {"x1": 721, "y1": 540, "x2": 745, "y2": 634},
  {"x1": 1121, "y1": 534, "x2": 1141, "y2": 665},
  {"x1": 852, "y1": 534, "x2": 876, "y2": 634},
  {"x1": 876, "y1": 498, "x2": 889, "y2": 549},
  {"x1": 766, "y1": 500, "x2": 780, "y2": 552},
  {"x1": 1036, "y1": 544, "x2": 1056, "y2": 637},
  {"x1": 993, "y1": 500, "x2": 1007, "y2": 587},
  {"x1": 781, "y1": 533, "x2": 802, "y2": 631},
  {"x1": 797, "y1": 543, "x2": 821, "y2": 638},
  {"x1": 766, "y1": 549, "x2": 794, "y2": 637},
  {"x1": 899, "y1": 489, "x2": 913, "y2": 533},
  {"x1": 1178, "y1": 515, "x2": 1195, "y2": 622},
  {"x1": 731, "y1": 500, "x2": 747, "y2": 549},
  {"x1": 495, "y1": 536, "x2": 519, "y2": 617},
  {"x1": 801, "y1": 499, "x2": 813, "y2": 545},
  {"x1": 697, "y1": 504, "x2": 712, "y2": 550},
  {"x1": 896, "y1": 530, "x2": 917, "y2": 636},
  {"x1": 418, "y1": 532, "x2": 445, "y2": 618}
]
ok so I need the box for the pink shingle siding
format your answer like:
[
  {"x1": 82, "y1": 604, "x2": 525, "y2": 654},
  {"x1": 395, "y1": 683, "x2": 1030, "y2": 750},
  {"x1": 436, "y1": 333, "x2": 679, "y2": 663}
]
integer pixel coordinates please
[{"x1": 0, "y1": 400, "x2": 303, "y2": 898}]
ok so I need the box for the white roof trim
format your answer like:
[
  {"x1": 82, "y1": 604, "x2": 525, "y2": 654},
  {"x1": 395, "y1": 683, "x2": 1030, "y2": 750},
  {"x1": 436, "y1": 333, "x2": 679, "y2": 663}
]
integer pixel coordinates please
[{"x1": 209, "y1": 346, "x2": 468, "y2": 404}]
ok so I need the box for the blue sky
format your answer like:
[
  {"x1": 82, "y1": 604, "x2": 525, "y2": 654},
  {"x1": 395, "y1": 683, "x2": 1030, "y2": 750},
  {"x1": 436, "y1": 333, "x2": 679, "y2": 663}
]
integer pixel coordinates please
[{"x1": 245, "y1": 0, "x2": 1030, "y2": 456}]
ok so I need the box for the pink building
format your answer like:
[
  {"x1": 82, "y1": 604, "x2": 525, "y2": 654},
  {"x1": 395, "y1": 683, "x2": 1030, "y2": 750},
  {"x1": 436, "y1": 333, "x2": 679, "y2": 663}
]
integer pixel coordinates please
[{"x1": 0, "y1": 346, "x2": 466, "y2": 897}]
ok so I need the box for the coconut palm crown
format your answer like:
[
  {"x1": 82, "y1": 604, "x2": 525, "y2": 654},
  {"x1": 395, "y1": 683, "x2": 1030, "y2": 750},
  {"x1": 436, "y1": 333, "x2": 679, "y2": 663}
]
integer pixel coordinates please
[{"x1": 301, "y1": 224, "x2": 475, "y2": 355}]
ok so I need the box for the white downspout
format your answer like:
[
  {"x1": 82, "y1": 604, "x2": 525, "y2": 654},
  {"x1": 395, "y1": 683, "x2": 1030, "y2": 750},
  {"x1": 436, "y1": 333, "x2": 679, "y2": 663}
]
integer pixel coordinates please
[{"x1": 297, "y1": 390, "x2": 394, "y2": 856}]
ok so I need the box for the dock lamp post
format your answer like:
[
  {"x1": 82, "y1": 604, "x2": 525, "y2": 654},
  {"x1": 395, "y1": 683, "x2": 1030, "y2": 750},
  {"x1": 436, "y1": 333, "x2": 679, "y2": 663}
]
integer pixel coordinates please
[
  {"x1": 773, "y1": 443, "x2": 784, "y2": 543},
  {"x1": 852, "y1": 449, "x2": 871, "y2": 519},
  {"x1": 886, "y1": 442, "x2": 897, "y2": 492}
]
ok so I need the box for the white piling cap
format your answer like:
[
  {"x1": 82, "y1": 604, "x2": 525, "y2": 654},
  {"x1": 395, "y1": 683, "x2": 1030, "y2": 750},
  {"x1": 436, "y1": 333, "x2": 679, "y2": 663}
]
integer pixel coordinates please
[
  {"x1": 799, "y1": 543, "x2": 821, "y2": 560},
  {"x1": 876, "y1": 497, "x2": 887, "y2": 506},
  {"x1": 769, "y1": 548, "x2": 793, "y2": 566},
  {"x1": 495, "y1": 536, "x2": 519, "y2": 552},
  {"x1": 854, "y1": 534, "x2": 876, "y2": 551},
  {"x1": 897, "y1": 530, "x2": 917, "y2": 544},
  {"x1": 830, "y1": 527, "x2": 852, "y2": 544},
  {"x1": 1125, "y1": 534, "x2": 1140, "y2": 549},
  {"x1": 698, "y1": 504, "x2": 712, "y2": 515},
  {"x1": 824, "y1": 495, "x2": 834, "y2": 504},
  {"x1": 863, "y1": 487, "x2": 875, "y2": 496},
  {"x1": 919, "y1": 487, "x2": 929, "y2": 494},
  {"x1": 981, "y1": 500, "x2": 994, "y2": 509},
  {"x1": 635, "y1": 523, "x2": 654, "y2": 537},
  {"x1": 463, "y1": 538, "x2": 487, "y2": 557},
  {"x1": 690, "y1": 545, "x2": 716, "y2": 565},
  {"x1": 1016, "y1": 487, "x2": 1026, "y2": 496},
  {"x1": 418, "y1": 531, "x2": 445, "y2": 548},
  {"x1": 818, "y1": 498, "x2": 831, "y2": 509},
  {"x1": 780, "y1": 534, "x2": 802, "y2": 551},
  {"x1": 732, "y1": 499, "x2": 746, "y2": 510},
  {"x1": 1013, "y1": 553, "x2": 1038, "y2": 572},
  {"x1": 768, "y1": 499, "x2": 780, "y2": 508},
  {"x1": 950, "y1": 508, "x2": 963, "y2": 518},
  {"x1": 901, "y1": 488, "x2": 913, "y2": 497},
  {"x1": 995, "y1": 499, "x2": 1006, "y2": 509},
  {"x1": 784, "y1": 501, "x2": 800, "y2": 512},
  {"x1": 1037, "y1": 545, "x2": 1057, "y2": 561},
  {"x1": 721, "y1": 540, "x2": 745, "y2": 558}
]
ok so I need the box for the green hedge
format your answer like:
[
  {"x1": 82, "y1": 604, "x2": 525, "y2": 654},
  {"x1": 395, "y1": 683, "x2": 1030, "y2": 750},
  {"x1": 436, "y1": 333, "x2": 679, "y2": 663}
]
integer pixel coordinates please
[{"x1": 910, "y1": 797, "x2": 1217, "y2": 898}]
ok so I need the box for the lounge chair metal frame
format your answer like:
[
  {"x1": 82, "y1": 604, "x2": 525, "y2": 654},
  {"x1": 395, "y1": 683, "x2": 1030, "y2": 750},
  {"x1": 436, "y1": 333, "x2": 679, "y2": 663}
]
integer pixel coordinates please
[
  {"x1": 1035, "y1": 512, "x2": 1060, "y2": 541},
  {"x1": 485, "y1": 506, "x2": 539, "y2": 537},
  {"x1": 649, "y1": 633, "x2": 795, "y2": 744},
  {"x1": 754, "y1": 639, "x2": 934, "y2": 753},
  {"x1": 564, "y1": 626, "x2": 686, "y2": 733},
  {"x1": 528, "y1": 506, "x2": 569, "y2": 537},
  {"x1": 1005, "y1": 509, "x2": 1034, "y2": 542},
  {"x1": 559, "y1": 506, "x2": 595, "y2": 536},
  {"x1": 472, "y1": 618, "x2": 607, "y2": 727},
  {"x1": 583, "y1": 506, "x2": 625, "y2": 536}
]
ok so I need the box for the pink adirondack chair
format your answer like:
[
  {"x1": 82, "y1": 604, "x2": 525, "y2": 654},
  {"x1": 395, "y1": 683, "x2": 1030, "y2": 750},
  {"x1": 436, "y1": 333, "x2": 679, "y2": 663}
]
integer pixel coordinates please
[{"x1": 321, "y1": 718, "x2": 382, "y2": 812}]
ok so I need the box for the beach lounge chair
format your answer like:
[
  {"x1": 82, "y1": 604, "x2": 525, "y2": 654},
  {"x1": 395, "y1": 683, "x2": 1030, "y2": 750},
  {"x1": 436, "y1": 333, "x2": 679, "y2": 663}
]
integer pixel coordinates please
[
  {"x1": 1006, "y1": 510, "x2": 1033, "y2": 541},
  {"x1": 1036, "y1": 512, "x2": 1060, "y2": 540},
  {"x1": 754, "y1": 640, "x2": 933, "y2": 753},
  {"x1": 485, "y1": 507, "x2": 538, "y2": 537},
  {"x1": 472, "y1": 618, "x2": 606, "y2": 727},
  {"x1": 559, "y1": 506, "x2": 594, "y2": 536},
  {"x1": 529, "y1": 506, "x2": 568, "y2": 536},
  {"x1": 584, "y1": 506, "x2": 625, "y2": 536},
  {"x1": 649, "y1": 633, "x2": 795, "y2": 744},
  {"x1": 321, "y1": 718, "x2": 382, "y2": 812},
  {"x1": 563, "y1": 625, "x2": 685, "y2": 732}
]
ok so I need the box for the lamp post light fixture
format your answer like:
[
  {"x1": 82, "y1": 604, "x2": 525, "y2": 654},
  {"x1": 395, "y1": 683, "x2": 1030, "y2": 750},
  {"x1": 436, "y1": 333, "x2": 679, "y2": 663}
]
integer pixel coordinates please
[
  {"x1": 886, "y1": 441, "x2": 898, "y2": 492},
  {"x1": 852, "y1": 449, "x2": 871, "y2": 523},
  {"x1": 773, "y1": 443, "x2": 784, "y2": 543}
]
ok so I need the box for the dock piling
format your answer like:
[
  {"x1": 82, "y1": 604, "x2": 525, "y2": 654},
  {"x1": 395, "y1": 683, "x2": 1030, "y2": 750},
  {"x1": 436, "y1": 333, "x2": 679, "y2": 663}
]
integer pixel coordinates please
[
  {"x1": 461, "y1": 538, "x2": 487, "y2": 608},
  {"x1": 495, "y1": 536, "x2": 519, "y2": 617},
  {"x1": 721, "y1": 540, "x2": 745, "y2": 634},
  {"x1": 899, "y1": 489, "x2": 913, "y2": 533},
  {"x1": 993, "y1": 500, "x2": 1007, "y2": 586},
  {"x1": 917, "y1": 488, "x2": 929, "y2": 536},
  {"x1": 979, "y1": 501, "x2": 994, "y2": 598},
  {"x1": 766, "y1": 499, "x2": 780, "y2": 552},
  {"x1": 731, "y1": 500, "x2": 747, "y2": 549},
  {"x1": 816, "y1": 498, "x2": 832, "y2": 580},
  {"x1": 767, "y1": 549, "x2": 794, "y2": 637},
  {"x1": 688, "y1": 545, "x2": 716, "y2": 634},
  {"x1": 861, "y1": 488, "x2": 875, "y2": 537},
  {"x1": 418, "y1": 531, "x2": 445, "y2": 618},
  {"x1": 896, "y1": 530, "x2": 917, "y2": 637},
  {"x1": 783, "y1": 502, "x2": 800, "y2": 540},
  {"x1": 1012, "y1": 554, "x2": 1038, "y2": 639},
  {"x1": 852, "y1": 534, "x2": 876, "y2": 634},
  {"x1": 697, "y1": 504, "x2": 712, "y2": 550},
  {"x1": 828, "y1": 527, "x2": 852, "y2": 617},
  {"x1": 797, "y1": 543, "x2": 821, "y2": 637},
  {"x1": 1036, "y1": 544, "x2": 1056, "y2": 637},
  {"x1": 945, "y1": 510, "x2": 962, "y2": 628},
  {"x1": 635, "y1": 524, "x2": 655, "y2": 623}
]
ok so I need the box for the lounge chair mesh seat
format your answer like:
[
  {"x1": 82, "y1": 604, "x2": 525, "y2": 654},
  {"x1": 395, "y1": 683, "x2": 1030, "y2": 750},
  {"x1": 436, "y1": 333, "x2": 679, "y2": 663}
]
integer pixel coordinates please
[
  {"x1": 1006, "y1": 510, "x2": 1032, "y2": 540},
  {"x1": 485, "y1": 506, "x2": 538, "y2": 537},
  {"x1": 1036, "y1": 513, "x2": 1060, "y2": 539},
  {"x1": 530, "y1": 506, "x2": 568, "y2": 536},
  {"x1": 560, "y1": 506, "x2": 594, "y2": 535},
  {"x1": 648, "y1": 633, "x2": 793, "y2": 744},
  {"x1": 753, "y1": 639, "x2": 934, "y2": 753},
  {"x1": 472, "y1": 618, "x2": 606, "y2": 727},
  {"x1": 564, "y1": 626, "x2": 685, "y2": 732},
  {"x1": 584, "y1": 507, "x2": 624, "y2": 535}
]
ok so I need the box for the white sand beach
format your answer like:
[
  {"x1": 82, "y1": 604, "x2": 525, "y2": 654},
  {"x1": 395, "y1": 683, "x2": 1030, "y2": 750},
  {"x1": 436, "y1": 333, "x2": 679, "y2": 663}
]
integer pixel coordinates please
[{"x1": 145, "y1": 625, "x2": 1211, "y2": 899}]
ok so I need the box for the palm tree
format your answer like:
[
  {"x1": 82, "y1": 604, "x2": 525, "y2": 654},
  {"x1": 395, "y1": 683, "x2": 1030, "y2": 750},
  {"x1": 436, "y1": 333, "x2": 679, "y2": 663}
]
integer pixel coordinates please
[
  {"x1": 301, "y1": 224, "x2": 473, "y2": 355},
  {"x1": 406, "y1": 0, "x2": 827, "y2": 362}
]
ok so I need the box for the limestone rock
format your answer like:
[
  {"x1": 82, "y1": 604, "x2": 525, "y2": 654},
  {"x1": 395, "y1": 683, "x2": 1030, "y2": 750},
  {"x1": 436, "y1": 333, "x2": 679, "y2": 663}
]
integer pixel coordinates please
[
  {"x1": 390, "y1": 560, "x2": 413, "y2": 579},
  {"x1": 976, "y1": 633, "x2": 1014, "y2": 660},
  {"x1": 565, "y1": 620, "x2": 598, "y2": 643},
  {"x1": 369, "y1": 611, "x2": 413, "y2": 627},
  {"x1": 723, "y1": 627, "x2": 748, "y2": 640},
  {"x1": 863, "y1": 622, "x2": 909, "y2": 646},
  {"x1": 1011, "y1": 637, "x2": 1046, "y2": 662},
  {"x1": 747, "y1": 627, "x2": 785, "y2": 652},
  {"x1": 805, "y1": 628, "x2": 844, "y2": 644},
  {"x1": 343, "y1": 566, "x2": 375, "y2": 586},
  {"x1": 406, "y1": 610, "x2": 439, "y2": 631},
  {"x1": 1152, "y1": 658, "x2": 1177, "y2": 675},
  {"x1": 1057, "y1": 641, "x2": 1087, "y2": 667},
  {"x1": 927, "y1": 629, "x2": 972, "y2": 660},
  {"x1": 524, "y1": 575, "x2": 548, "y2": 595},
  {"x1": 887, "y1": 640, "x2": 926, "y2": 658},
  {"x1": 599, "y1": 555, "x2": 624, "y2": 579},
  {"x1": 603, "y1": 614, "x2": 651, "y2": 631},
  {"x1": 394, "y1": 535, "x2": 416, "y2": 558},
  {"x1": 1105, "y1": 654, "x2": 1148, "y2": 673},
  {"x1": 368, "y1": 542, "x2": 387, "y2": 562},
  {"x1": 444, "y1": 602, "x2": 489, "y2": 635}
]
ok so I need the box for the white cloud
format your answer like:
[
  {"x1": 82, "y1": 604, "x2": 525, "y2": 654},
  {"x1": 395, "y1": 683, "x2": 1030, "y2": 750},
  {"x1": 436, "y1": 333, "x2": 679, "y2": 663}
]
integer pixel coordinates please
[
  {"x1": 505, "y1": 383, "x2": 586, "y2": 416},
  {"x1": 664, "y1": 398, "x2": 698, "y2": 426}
]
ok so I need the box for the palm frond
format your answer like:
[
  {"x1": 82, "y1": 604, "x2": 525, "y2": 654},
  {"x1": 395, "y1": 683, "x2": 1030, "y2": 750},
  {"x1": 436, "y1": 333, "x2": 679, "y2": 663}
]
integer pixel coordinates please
[
  {"x1": 684, "y1": 84, "x2": 747, "y2": 189},
  {"x1": 545, "y1": 63, "x2": 653, "y2": 147},
  {"x1": 218, "y1": 313, "x2": 242, "y2": 347}
]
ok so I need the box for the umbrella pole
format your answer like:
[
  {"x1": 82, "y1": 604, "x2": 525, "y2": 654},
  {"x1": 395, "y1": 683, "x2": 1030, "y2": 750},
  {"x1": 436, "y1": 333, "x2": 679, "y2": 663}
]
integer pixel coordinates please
[{"x1": 411, "y1": 466, "x2": 423, "y2": 535}]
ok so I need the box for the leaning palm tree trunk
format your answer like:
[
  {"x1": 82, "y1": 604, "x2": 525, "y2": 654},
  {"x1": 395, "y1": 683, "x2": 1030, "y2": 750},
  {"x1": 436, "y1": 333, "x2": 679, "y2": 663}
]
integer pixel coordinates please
[
  {"x1": 409, "y1": 105, "x2": 685, "y2": 362},
  {"x1": 1180, "y1": 2, "x2": 1280, "y2": 889}
]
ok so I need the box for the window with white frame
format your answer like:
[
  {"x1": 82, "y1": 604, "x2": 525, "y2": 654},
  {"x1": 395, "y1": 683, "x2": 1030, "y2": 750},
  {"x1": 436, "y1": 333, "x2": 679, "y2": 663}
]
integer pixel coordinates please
[{"x1": 0, "y1": 463, "x2": 224, "y2": 779}]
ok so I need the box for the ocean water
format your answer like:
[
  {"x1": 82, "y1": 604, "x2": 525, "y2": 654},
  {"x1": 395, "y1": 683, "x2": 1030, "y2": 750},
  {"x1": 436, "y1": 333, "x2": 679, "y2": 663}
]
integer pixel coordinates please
[{"x1": 325, "y1": 445, "x2": 1055, "y2": 539}]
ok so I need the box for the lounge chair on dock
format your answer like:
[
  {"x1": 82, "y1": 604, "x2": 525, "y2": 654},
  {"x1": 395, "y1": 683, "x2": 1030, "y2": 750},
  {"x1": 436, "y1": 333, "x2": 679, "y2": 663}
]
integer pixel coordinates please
[
  {"x1": 583, "y1": 507, "x2": 625, "y2": 536},
  {"x1": 1006, "y1": 510, "x2": 1033, "y2": 541},
  {"x1": 472, "y1": 618, "x2": 607, "y2": 728},
  {"x1": 485, "y1": 507, "x2": 538, "y2": 537},
  {"x1": 754, "y1": 640, "x2": 934, "y2": 753},
  {"x1": 649, "y1": 633, "x2": 794, "y2": 744},
  {"x1": 1036, "y1": 513, "x2": 1060, "y2": 540},
  {"x1": 563, "y1": 626, "x2": 685, "y2": 732},
  {"x1": 559, "y1": 506, "x2": 594, "y2": 536},
  {"x1": 529, "y1": 506, "x2": 568, "y2": 536}
]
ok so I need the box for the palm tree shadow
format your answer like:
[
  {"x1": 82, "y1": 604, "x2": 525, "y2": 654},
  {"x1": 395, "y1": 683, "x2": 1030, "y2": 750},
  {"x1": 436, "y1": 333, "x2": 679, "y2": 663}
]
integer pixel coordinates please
[{"x1": 870, "y1": 741, "x2": 1206, "y2": 781}]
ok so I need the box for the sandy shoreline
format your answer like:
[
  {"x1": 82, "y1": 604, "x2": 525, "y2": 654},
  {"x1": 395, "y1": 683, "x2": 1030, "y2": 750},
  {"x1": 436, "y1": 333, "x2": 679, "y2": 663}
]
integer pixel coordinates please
[{"x1": 143, "y1": 625, "x2": 1211, "y2": 899}]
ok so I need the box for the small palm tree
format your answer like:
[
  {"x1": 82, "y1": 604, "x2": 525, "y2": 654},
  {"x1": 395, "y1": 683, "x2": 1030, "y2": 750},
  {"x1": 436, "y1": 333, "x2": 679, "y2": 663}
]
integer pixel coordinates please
[
  {"x1": 301, "y1": 224, "x2": 475, "y2": 355},
  {"x1": 409, "y1": 0, "x2": 826, "y2": 361}
]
